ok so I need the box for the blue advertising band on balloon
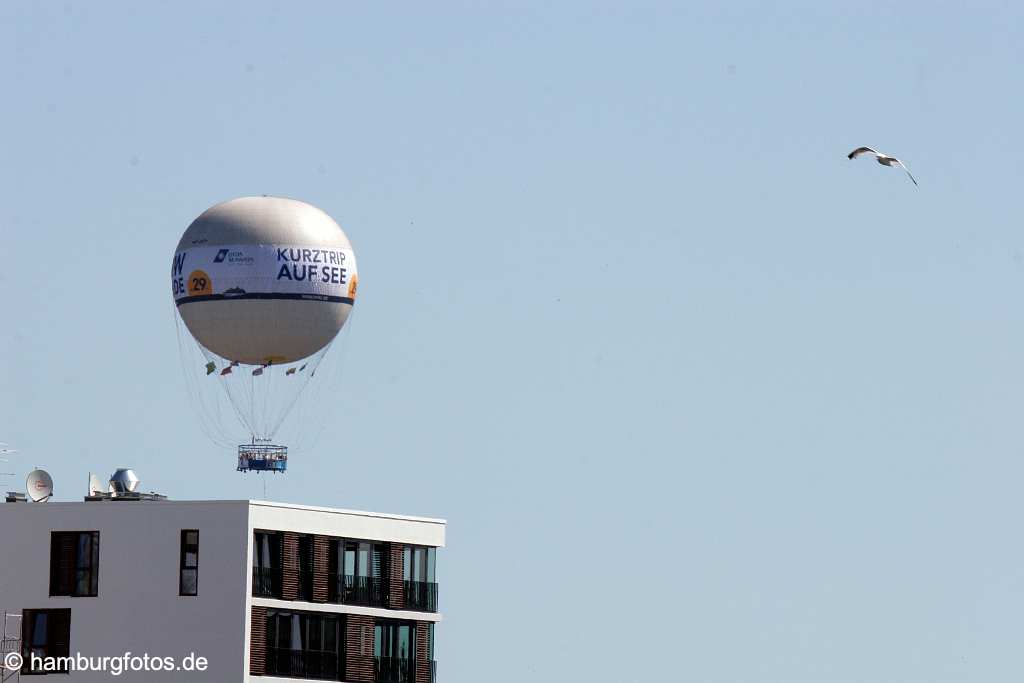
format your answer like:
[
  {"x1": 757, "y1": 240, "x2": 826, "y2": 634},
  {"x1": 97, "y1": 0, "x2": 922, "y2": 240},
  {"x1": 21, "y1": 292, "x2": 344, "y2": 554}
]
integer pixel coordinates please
[{"x1": 176, "y1": 293, "x2": 356, "y2": 307}]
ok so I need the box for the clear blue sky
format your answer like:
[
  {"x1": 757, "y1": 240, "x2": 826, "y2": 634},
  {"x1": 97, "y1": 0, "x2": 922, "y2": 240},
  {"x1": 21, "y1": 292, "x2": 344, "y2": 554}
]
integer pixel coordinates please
[{"x1": 3, "y1": 2, "x2": 1023, "y2": 681}]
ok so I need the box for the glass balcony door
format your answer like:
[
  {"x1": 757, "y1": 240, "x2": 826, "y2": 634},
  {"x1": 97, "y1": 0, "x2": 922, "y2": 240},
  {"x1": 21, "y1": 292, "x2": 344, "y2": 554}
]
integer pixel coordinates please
[
  {"x1": 266, "y1": 610, "x2": 342, "y2": 680},
  {"x1": 374, "y1": 621, "x2": 415, "y2": 683},
  {"x1": 332, "y1": 539, "x2": 388, "y2": 606},
  {"x1": 253, "y1": 531, "x2": 281, "y2": 597},
  {"x1": 402, "y1": 546, "x2": 437, "y2": 611}
]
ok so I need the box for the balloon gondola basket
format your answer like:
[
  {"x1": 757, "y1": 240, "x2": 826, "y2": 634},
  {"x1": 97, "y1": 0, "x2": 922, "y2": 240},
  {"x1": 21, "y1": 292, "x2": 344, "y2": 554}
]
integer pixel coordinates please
[{"x1": 237, "y1": 443, "x2": 288, "y2": 473}]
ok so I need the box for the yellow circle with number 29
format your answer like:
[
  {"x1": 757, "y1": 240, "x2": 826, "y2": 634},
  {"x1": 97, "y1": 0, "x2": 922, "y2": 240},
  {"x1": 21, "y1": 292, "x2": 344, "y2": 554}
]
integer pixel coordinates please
[{"x1": 187, "y1": 270, "x2": 213, "y2": 296}]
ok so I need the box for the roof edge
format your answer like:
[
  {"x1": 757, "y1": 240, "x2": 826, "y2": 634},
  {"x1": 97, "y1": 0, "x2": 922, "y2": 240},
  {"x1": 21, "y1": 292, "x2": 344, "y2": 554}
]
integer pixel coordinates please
[{"x1": 248, "y1": 500, "x2": 446, "y2": 525}]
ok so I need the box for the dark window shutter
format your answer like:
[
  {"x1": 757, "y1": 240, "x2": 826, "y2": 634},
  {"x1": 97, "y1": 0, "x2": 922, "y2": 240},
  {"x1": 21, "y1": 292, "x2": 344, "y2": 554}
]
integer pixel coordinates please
[
  {"x1": 60, "y1": 533, "x2": 75, "y2": 594},
  {"x1": 49, "y1": 609, "x2": 71, "y2": 659},
  {"x1": 50, "y1": 533, "x2": 76, "y2": 596},
  {"x1": 90, "y1": 532, "x2": 100, "y2": 595}
]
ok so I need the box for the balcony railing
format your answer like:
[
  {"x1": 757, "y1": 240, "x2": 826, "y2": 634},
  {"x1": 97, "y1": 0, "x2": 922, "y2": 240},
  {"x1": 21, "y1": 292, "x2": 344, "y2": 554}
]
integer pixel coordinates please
[
  {"x1": 329, "y1": 573, "x2": 388, "y2": 607},
  {"x1": 403, "y1": 580, "x2": 438, "y2": 612},
  {"x1": 252, "y1": 566, "x2": 280, "y2": 597},
  {"x1": 266, "y1": 647, "x2": 341, "y2": 680},
  {"x1": 374, "y1": 656, "x2": 414, "y2": 683}
]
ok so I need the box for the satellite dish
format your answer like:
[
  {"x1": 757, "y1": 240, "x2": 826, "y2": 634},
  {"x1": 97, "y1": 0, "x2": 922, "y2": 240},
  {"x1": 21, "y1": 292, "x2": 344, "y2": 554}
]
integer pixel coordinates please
[
  {"x1": 88, "y1": 473, "x2": 104, "y2": 496},
  {"x1": 26, "y1": 469, "x2": 54, "y2": 502}
]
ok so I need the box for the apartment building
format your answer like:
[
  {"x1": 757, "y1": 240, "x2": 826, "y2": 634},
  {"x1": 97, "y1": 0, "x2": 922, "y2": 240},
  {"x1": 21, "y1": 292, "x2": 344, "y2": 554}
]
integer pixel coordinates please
[{"x1": 0, "y1": 498, "x2": 445, "y2": 682}]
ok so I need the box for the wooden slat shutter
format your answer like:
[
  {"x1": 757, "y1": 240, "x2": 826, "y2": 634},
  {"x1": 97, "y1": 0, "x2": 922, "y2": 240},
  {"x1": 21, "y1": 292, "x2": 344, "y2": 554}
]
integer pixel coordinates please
[
  {"x1": 313, "y1": 535, "x2": 330, "y2": 602},
  {"x1": 345, "y1": 615, "x2": 375, "y2": 682},
  {"x1": 281, "y1": 532, "x2": 299, "y2": 600},
  {"x1": 249, "y1": 606, "x2": 267, "y2": 676},
  {"x1": 388, "y1": 544, "x2": 406, "y2": 609}
]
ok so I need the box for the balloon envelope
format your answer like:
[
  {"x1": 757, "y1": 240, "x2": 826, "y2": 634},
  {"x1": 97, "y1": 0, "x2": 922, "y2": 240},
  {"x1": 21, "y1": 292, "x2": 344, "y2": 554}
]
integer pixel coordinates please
[{"x1": 172, "y1": 196, "x2": 358, "y2": 365}]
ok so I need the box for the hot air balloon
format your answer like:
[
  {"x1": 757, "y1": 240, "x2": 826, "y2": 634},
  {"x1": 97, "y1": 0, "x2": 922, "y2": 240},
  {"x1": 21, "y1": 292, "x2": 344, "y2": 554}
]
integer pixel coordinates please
[{"x1": 171, "y1": 196, "x2": 358, "y2": 472}]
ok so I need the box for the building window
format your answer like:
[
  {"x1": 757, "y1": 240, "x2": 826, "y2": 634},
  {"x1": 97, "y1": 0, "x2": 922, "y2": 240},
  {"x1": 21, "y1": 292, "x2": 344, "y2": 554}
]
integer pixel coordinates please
[
  {"x1": 265, "y1": 610, "x2": 343, "y2": 680},
  {"x1": 374, "y1": 620, "x2": 415, "y2": 683},
  {"x1": 329, "y1": 539, "x2": 388, "y2": 607},
  {"x1": 253, "y1": 531, "x2": 281, "y2": 598},
  {"x1": 179, "y1": 530, "x2": 199, "y2": 596},
  {"x1": 49, "y1": 532, "x2": 99, "y2": 597},
  {"x1": 20, "y1": 609, "x2": 71, "y2": 674},
  {"x1": 402, "y1": 545, "x2": 437, "y2": 612}
]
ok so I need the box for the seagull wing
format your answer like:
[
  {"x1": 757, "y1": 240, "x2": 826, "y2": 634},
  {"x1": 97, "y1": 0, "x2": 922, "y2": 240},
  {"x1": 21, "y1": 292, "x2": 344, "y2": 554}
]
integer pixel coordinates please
[
  {"x1": 848, "y1": 146, "x2": 879, "y2": 160},
  {"x1": 893, "y1": 159, "x2": 918, "y2": 186}
]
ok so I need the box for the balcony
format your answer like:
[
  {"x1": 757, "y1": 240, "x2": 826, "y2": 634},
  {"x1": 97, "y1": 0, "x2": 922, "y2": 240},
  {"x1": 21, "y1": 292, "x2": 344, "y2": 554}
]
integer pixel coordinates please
[
  {"x1": 374, "y1": 656, "x2": 413, "y2": 683},
  {"x1": 403, "y1": 580, "x2": 438, "y2": 612},
  {"x1": 266, "y1": 648, "x2": 341, "y2": 680},
  {"x1": 373, "y1": 657, "x2": 436, "y2": 683},
  {"x1": 329, "y1": 574, "x2": 388, "y2": 607},
  {"x1": 252, "y1": 566, "x2": 280, "y2": 598}
]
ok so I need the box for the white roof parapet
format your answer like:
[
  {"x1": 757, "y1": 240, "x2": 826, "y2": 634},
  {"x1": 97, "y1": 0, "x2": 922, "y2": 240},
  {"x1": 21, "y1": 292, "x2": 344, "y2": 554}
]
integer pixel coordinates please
[{"x1": 248, "y1": 499, "x2": 446, "y2": 525}]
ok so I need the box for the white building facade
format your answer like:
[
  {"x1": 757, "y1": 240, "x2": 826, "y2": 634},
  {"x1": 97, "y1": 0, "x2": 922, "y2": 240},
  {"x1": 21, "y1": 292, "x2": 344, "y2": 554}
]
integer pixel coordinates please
[{"x1": 0, "y1": 499, "x2": 445, "y2": 682}]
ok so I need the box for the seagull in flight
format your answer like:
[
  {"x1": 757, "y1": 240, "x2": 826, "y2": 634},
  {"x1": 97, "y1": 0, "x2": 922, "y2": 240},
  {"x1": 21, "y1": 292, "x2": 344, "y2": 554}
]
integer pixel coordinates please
[{"x1": 847, "y1": 147, "x2": 918, "y2": 186}]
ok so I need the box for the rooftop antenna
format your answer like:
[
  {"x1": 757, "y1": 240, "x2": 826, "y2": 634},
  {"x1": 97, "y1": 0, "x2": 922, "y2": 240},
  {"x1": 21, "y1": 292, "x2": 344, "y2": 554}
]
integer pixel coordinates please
[
  {"x1": 26, "y1": 469, "x2": 54, "y2": 502},
  {"x1": 0, "y1": 443, "x2": 18, "y2": 484}
]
